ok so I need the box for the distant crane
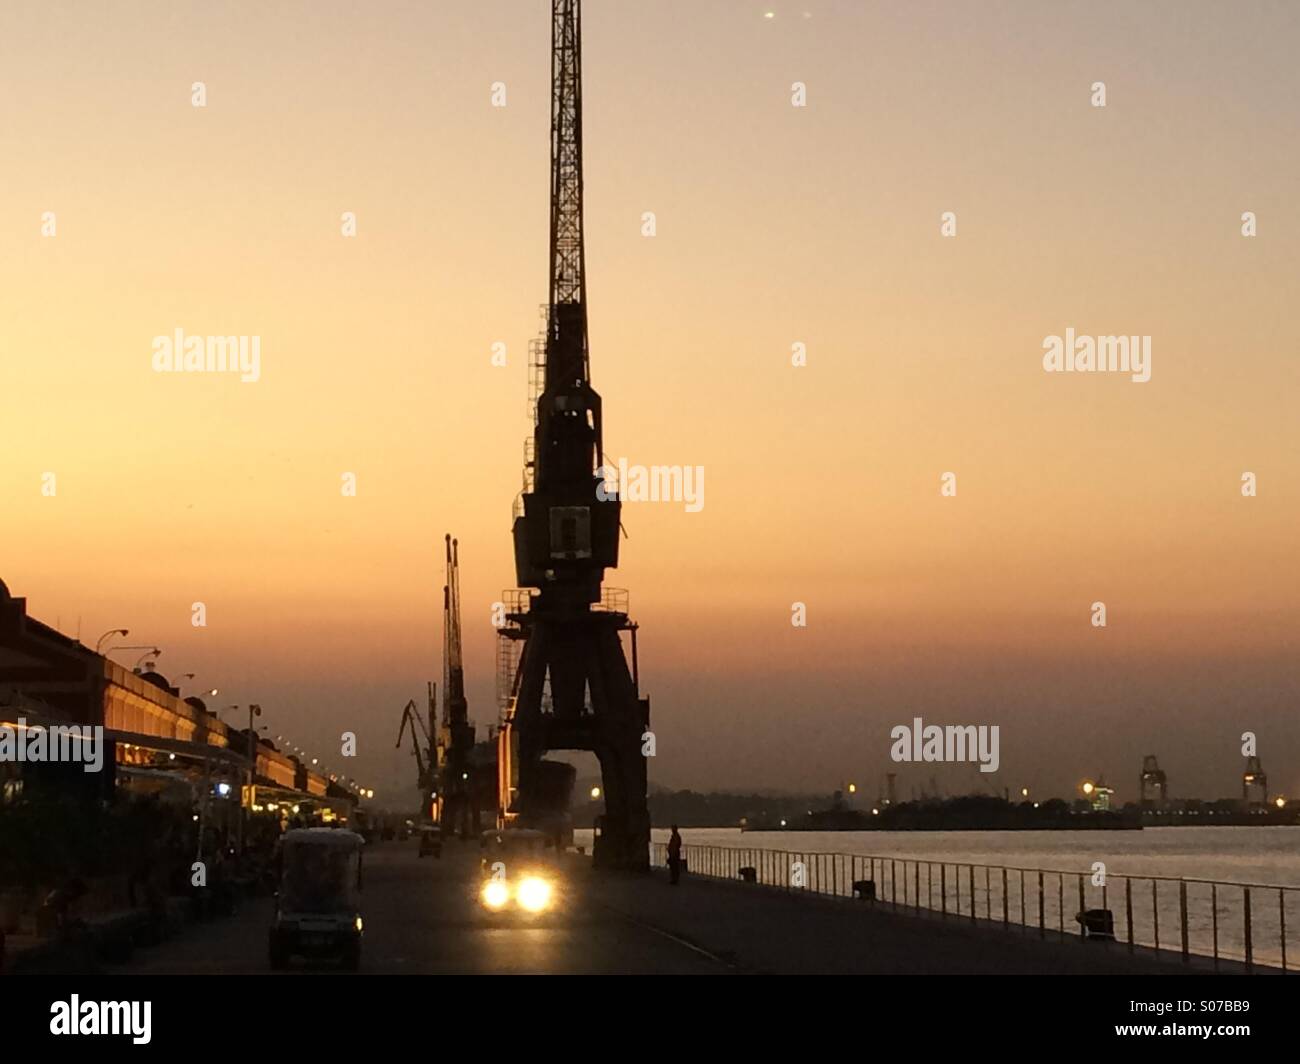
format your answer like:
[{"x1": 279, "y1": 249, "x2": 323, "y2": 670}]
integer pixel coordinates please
[
  {"x1": 1139, "y1": 755, "x2": 1168, "y2": 806},
  {"x1": 439, "y1": 535, "x2": 477, "y2": 837},
  {"x1": 395, "y1": 689, "x2": 436, "y2": 819},
  {"x1": 1243, "y1": 756, "x2": 1268, "y2": 805}
]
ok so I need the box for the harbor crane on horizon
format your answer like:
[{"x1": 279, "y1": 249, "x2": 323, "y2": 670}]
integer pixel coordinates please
[
  {"x1": 1243, "y1": 756, "x2": 1268, "y2": 805},
  {"x1": 396, "y1": 693, "x2": 436, "y2": 820},
  {"x1": 439, "y1": 534, "x2": 478, "y2": 837},
  {"x1": 1139, "y1": 755, "x2": 1168, "y2": 806},
  {"x1": 496, "y1": 0, "x2": 651, "y2": 871}
]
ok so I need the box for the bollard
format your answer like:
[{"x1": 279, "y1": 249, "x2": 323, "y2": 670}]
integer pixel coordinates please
[{"x1": 1076, "y1": 908, "x2": 1115, "y2": 941}]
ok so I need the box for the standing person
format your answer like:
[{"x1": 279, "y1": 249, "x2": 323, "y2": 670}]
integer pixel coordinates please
[{"x1": 667, "y1": 825, "x2": 683, "y2": 886}]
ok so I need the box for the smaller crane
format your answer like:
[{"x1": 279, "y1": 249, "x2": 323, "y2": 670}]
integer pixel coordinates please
[
  {"x1": 396, "y1": 689, "x2": 437, "y2": 821},
  {"x1": 1243, "y1": 756, "x2": 1268, "y2": 805},
  {"x1": 440, "y1": 535, "x2": 478, "y2": 837},
  {"x1": 1139, "y1": 755, "x2": 1168, "y2": 806}
]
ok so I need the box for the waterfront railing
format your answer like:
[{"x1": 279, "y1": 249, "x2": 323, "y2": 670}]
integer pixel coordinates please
[{"x1": 651, "y1": 841, "x2": 1296, "y2": 972}]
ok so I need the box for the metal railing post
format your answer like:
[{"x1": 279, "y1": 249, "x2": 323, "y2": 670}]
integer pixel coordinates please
[
  {"x1": 1078, "y1": 876, "x2": 1086, "y2": 939},
  {"x1": 1152, "y1": 881, "x2": 1159, "y2": 951},
  {"x1": 1212, "y1": 883, "x2": 1218, "y2": 971},
  {"x1": 1279, "y1": 889, "x2": 1286, "y2": 972},
  {"x1": 1125, "y1": 878, "x2": 1134, "y2": 952},
  {"x1": 1244, "y1": 887, "x2": 1253, "y2": 973},
  {"x1": 1179, "y1": 881, "x2": 1189, "y2": 963},
  {"x1": 1002, "y1": 868, "x2": 1009, "y2": 926},
  {"x1": 1038, "y1": 871, "x2": 1045, "y2": 938}
]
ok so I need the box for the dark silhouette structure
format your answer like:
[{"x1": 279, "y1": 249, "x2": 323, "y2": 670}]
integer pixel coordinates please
[
  {"x1": 1242, "y1": 756, "x2": 1267, "y2": 805},
  {"x1": 1138, "y1": 755, "x2": 1168, "y2": 807},
  {"x1": 395, "y1": 692, "x2": 436, "y2": 821},
  {"x1": 500, "y1": 0, "x2": 650, "y2": 871},
  {"x1": 440, "y1": 535, "x2": 477, "y2": 837}
]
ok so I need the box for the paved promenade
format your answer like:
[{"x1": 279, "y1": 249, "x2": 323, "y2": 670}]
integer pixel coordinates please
[{"x1": 65, "y1": 841, "x2": 1202, "y2": 975}]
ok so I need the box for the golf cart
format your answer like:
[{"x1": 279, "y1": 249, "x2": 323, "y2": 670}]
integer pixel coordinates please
[{"x1": 269, "y1": 828, "x2": 364, "y2": 970}]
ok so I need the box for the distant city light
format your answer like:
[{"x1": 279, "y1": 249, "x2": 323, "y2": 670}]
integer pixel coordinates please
[{"x1": 590, "y1": 786, "x2": 601, "y2": 799}]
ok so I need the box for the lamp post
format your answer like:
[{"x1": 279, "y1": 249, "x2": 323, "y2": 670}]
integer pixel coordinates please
[
  {"x1": 181, "y1": 675, "x2": 219, "y2": 700},
  {"x1": 132, "y1": 648, "x2": 162, "y2": 673},
  {"x1": 95, "y1": 628, "x2": 128, "y2": 653},
  {"x1": 246, "y1": 704, "x2": 262, "y2": 852}
]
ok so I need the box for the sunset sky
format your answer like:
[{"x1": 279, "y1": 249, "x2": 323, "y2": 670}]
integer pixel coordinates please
[{"x1": 2, "y1": 1, "x2": 1297, "y2": 805}]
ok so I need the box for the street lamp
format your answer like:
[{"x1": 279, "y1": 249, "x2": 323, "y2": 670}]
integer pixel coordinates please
[
  {"x1": 132, "y1": 648, "x2": 163, "y2": 672},
  {"x1": 95, "y1": 628, "x2": 128, "y2": 653},
  {"x1": 180, "y1": 674, "x2": 219, "y2": 699},
  {"x1": 590, "y1": 786, "x2": 601, "y2": 800}
]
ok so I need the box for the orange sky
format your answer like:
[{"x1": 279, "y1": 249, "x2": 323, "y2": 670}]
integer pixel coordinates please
[{"x1": 2, "y1": 1, "x2": 1297, "y2": 803}]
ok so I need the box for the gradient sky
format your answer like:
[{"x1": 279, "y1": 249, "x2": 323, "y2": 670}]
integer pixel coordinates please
[{"x1": 2, "y1": 1, "x2": 1297, "y2": 805}]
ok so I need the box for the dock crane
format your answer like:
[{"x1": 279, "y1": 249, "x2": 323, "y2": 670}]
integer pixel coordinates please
[
  {"x1": 439, "y1": 535, "x2": 477, "y2": 837},
  {"x1": 1139, "y1": 755, "x2": 1168, "y2": 806},
  {"x1": 498, "y1": 0, "x2": 651, "y2": 871},
  {"x1": 395, "y1": 688, "x2": 437, "y2": 820},
  {"x1": 1243, "y1": 756, "x2": 1268, "y2": 805}
]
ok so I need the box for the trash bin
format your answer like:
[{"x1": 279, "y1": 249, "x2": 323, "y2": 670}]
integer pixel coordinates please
[
  {"x1": 852, "y1": 879, "x2": 876, "y2": 900},
  {"x1": 739, "y1": 866, "x2": 757, "y2": 883}
]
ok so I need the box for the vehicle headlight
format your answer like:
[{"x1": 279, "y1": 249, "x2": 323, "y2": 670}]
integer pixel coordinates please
[
  {"x1": 516, "y1": 876, "x2": 552, "y2": 913},
  {"x1": 481, "y1": 880, "x2": 510, "y2": 910}
]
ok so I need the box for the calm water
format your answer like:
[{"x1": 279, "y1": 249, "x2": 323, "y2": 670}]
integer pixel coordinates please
[
  {"x1": 650, "y1": 826, "x2": 1300, "y2": 887},
  {"x1": 579, "y1": 825, "x2": 1300, "y2": 966}
]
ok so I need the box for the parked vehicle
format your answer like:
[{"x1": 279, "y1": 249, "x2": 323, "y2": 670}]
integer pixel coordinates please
[
  {"x1": 268, "y1": 828, "x2": 364, "y2": 970},
  {"x1": 417, "y1": 825, "x2": 441, "y2": 858}
]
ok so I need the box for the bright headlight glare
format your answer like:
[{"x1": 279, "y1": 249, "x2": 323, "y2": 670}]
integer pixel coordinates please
[
  {"x1": 517, "y1": 876, "x2": 552, "y2": 913},
  {"x1": 482, "y1": 880, "x2": 510, "y2": 910}
]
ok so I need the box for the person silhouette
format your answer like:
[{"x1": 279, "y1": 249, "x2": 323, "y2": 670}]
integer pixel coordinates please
[{"x1": 667, "y1": 825, "x2": 683, "y2": 886}]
